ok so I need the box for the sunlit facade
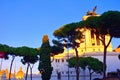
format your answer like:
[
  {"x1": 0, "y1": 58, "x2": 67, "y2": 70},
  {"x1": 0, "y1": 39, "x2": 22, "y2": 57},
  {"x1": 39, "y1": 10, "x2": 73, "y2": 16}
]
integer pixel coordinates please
[
  {"x1": 51, "y1": 27, "x2": 113, "y2": 79},
  {"x1": 51, "y1": 11, "x2": 118, "y2": 80}
]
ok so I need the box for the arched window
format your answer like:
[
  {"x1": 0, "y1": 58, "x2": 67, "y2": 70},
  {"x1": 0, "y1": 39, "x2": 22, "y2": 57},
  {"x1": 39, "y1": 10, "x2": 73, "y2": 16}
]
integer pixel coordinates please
[{"x1": 61, "y1": 59, "x2": 64, "y2": 63}]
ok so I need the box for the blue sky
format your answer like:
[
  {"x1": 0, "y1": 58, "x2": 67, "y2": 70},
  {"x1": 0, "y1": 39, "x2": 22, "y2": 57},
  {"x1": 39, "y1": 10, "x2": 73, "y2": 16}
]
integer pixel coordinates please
[{"x1": 0, "y1": 0, "x2": 120, "y2": 73}]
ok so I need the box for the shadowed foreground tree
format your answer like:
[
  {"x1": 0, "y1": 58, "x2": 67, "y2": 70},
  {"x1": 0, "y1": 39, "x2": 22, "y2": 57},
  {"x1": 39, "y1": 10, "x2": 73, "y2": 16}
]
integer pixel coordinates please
[
  {"x1": 0, "y1": 44, "x2": 17, "y2": 80},
  {"x1": 50, "y1": 39, "x2": 64, "y2": 62},
  {"x1": 38, "y1": 35, "x2": 53, "y2": 80},
  {"x1": 0, "y1": 44, "x2": 9, "y2": 59},
  {"x1": 8, "y1": 47, "x2": 18, "y2": 80},
  {"x1": 53, "y1": 23, "x2": 83, "y2": 80},
  {"x1": 0, "y1": 44, "x2": 39, "y2": 80},
  {"x1": 84, "y1": 10, "x2": 120, "y2": 79},
  {"x1": 67, "y1": 57, "x2": 103, "y2": 80},
  {"x1": 85, "y1": 57, "x2": 103, "y2": 80},
  {"x1": 118, "y1": 54, "x2": 120, "y2": 61},
  {"x1": 17, "y1": 46, "x2": 38, "y2": 80},
  {"x1": 0, "y1": 44, "x2": 9, "y2": 79}
]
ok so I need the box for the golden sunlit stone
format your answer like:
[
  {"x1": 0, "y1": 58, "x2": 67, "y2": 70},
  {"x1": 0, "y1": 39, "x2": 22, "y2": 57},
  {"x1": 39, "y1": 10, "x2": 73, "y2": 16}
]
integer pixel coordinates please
[
  {"x1": 0, "y1": 70, "x2": 4, "y2": 77},
  {"x1": 15, "y1": 67, "x2": 24, "y2": 79},
  {"x1": 113, "y1": 46, "x2": 120, "y2": 52},
  {"x1": 5, "y1": 68, "x2": 13, "y2": 79}
]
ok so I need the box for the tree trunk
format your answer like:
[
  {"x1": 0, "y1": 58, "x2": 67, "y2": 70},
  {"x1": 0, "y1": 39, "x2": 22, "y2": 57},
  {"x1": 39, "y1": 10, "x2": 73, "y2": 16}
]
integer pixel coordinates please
[
  {"x1": 103, "y1": 46, "x2": 107, "y2": 80},
  {"x1": 9, "y1": 55, "x2": 15, "y2": 80},
  {"x1": 25, "y1": 63, "x2": 30, "y2": 80},
  {"x1": 89, "y1": 69, "x2": 93, "y2": 80},
  {"x1": 75, "y1": 48, "x2": 79, "y2": 80},
  {"x1": 30, "y1": 65, "x2": 33, "y2": 80},
  {"x1": 90, "y1": 73, "x2": 92, "y2": 80},
  {"x1": 103, "y1": 36, "x2": 112, "y2": 80}
]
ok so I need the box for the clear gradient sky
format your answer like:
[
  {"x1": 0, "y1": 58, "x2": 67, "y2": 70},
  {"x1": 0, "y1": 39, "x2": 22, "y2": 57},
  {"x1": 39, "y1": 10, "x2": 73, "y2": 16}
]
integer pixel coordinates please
[{"x1": 0, "y1": 0, "x2": 120, "y2": 74}]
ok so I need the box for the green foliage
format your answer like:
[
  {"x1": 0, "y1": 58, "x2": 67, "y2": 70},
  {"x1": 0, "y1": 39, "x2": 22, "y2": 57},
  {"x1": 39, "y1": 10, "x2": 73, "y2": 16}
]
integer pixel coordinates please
[
  {"x1": 18, "y1": 46, "x2": 38, "y2": 65},
  {"x1": 53, "y1": 22, "x2": 83, "y2": 49},
  {"x1": 85, "y1": 57, "x2": 103, "y2": 74},
  {"x1": 52, "y1": 39, "x2": 63, "y2": 47},
  {"x1": 84, "y1": 10, "x2": 120, "y2": 79},
  {"x1": 84, "y1": 16, "x2": 100, "y2": 29},
  {"x1": 77, "y1": 20, "x2": 86, "y2": 28},
  {"x1": 68, "y1": 56, "x2": 103, "y2": 74},
  {"x1": 67, "y1": 57, "x2": 76, "y2": 68},
  {"x1": 51, "y1": 40, "x2": 64, "y2": 55},
  {"x1": 0, "y1": 43, "x2": 39, "y2": 80},
  {"x1": 0, "y1": 44, "x2": 16, "y2": 59},
  {"x1": 79, "y1": 57, "x2": 88, "y2": 70},
  {"x1": 100, "y1": 11, "x2": 120, "y2": 29},
  {"x1": 54, "y1": 23, "x2": 81, "y2": 39},
  {"x1": 53, "y1": 20, "x2": 84, "y2": 80},
  {"x1": 67, "y1": 57, "x2": 88, "y2": 70},
  {"x1": 85, "y1": 10, "x2": 120, "y2": 37},
  {"x1": 0, "y1": 44, "x2": 9, "y2": 52},
  {"x1": 41, "y1": 67, "x2": 53, "y2": 80},
  {"x1": 50, "y1": 45, "x2": 64, "y2": 55},
  {"x1": 0, "y1": 43, "x2": 39, "y2": 65},
  {"x1": 38, "y1": 35, "x2": 53, "y2": 80},
  {"x1": 99, "y1": 11, "x2": 120, "y2": 37}
]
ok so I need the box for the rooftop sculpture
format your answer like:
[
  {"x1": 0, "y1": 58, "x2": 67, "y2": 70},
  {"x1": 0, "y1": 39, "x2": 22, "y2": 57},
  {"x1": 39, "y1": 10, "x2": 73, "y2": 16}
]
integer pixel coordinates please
[{"x1": 86, "y1": 6, "x2": 97, "y2": 15}]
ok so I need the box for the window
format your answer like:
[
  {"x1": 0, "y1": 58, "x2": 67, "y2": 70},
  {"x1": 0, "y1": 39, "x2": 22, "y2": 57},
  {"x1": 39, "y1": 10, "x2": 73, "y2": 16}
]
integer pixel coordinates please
[
  {"x1": 58, "y1": 59, "x2": 59, "y2": 63},
  {"x1": 61, "y1": 59, "x2": 64, "y2": 63},
  {"x1": 98, "y1": 48, "x2": 100, "y2": 51},
  {"x1": 55, "y1": 59, "x2": 60, "y2": 63},
  {"x1": 81, "y1": 49, "x2": 83, "y2": 52},
  {"x1": 70, "y1": 71, "x2": 72, "y2": 74},
  {"x1": 66, "y1": 71, "x2": 68, "y2": 74},
  {"x1": 55, "y1": 59, "x2": 57, "y2": 63},
  {"x1": 61, "y1": 71, "x2": 64, "y2": 74}
]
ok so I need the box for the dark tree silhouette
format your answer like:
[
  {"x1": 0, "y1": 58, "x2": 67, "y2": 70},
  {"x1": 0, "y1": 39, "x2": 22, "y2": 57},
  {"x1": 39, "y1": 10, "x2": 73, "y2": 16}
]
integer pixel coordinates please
[
  {"x1": 38, "y1": 35, "x2": 53, "y2": 80},
  {"x1": 84, "y1": 10, "x2": 120, "y2": 79},
  {"x1": 67, "y1": 57, "x2": 103, "y2": 80},
  {"x1": 53, "y1": 23, "x2": 83, "y2": 80},
  {"x1": 0, "y1": 44, "x2": 16, "y2": 80},
  {"x1": 18, "y1": 46, "x2": 38, "y2": 80}
]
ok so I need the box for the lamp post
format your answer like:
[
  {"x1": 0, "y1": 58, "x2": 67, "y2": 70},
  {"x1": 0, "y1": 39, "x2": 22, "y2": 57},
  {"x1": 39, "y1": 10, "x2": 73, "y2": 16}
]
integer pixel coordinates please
[
  {"x1": 56, "y1": 68, "x2": 61, "y2": 80},
  {"x1": 67, "y1": 48, "x2": 69, "y2": 80}
]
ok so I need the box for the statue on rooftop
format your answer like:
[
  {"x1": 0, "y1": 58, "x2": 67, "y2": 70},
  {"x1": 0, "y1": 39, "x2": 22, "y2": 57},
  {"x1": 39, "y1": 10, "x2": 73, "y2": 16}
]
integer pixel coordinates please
[{"x1": 86, "y1": 6, "x2": 97, "y2": 15}]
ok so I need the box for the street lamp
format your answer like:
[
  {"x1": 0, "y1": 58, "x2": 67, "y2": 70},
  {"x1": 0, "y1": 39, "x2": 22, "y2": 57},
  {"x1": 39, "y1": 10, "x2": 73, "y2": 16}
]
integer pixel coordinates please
[
  {"x1": 67, "y1": 48, "x2": 70, "y2": 80},
  {"x1": 56, "y1": 68, "x2": 61, "y2": 80}
]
